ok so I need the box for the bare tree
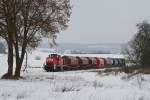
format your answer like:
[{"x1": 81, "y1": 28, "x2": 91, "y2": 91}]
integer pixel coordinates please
[
  {"x1": 0, "y1": 0, "x2": 71, "y2": 79},
  {"x1": 0, "y1": 0, "x2": 16, "y2": 78}
]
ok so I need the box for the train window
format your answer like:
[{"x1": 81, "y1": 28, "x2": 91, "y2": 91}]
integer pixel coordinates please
[{"x1": 51, "y1": 54, "x2": 57, "y2": 57}]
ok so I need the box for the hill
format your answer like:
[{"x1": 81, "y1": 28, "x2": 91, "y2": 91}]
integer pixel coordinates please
[{"x1": 39, "y1": 42, "x2": 124, "y2": 54}]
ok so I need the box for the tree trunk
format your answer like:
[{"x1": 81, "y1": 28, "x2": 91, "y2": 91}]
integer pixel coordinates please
[
  {"x1": 14, "y1": 44, "x2": 26, "y2": 78},
  {"x1": 14, "y1": 23, "x2": 28, "y2": 78},
  {"x1": 14, "y1": 52, "x2": 26, "y2": 78},
  {"x1": 1, "y1": 38, "x2": 14, "y2": 79},
  {"x1": 14, "y1": 60, "x2": 21, "y2": 78},
  {"x1": 14, "y1": 38, "x2": 21, "y2": 78},
  {"x1": 7, "y1": 40, "x2": 14, "y2": 75}
]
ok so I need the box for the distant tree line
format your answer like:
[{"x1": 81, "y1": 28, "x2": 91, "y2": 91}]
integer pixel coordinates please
[{"x1": 71, "y1": 50, "x2": 110, "y2": 54}]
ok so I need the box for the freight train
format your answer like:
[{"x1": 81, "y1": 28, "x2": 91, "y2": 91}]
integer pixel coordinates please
[{"x1": 43, "y1": 54, "x2": 125, "y2": 72}]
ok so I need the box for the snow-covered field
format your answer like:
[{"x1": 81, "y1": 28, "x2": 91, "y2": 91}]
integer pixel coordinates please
[{"x1": 0, "y1": 49, "x2": 150, "y2": 100}]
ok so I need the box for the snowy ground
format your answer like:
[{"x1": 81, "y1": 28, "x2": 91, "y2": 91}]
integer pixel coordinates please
[{"x1": 0, "y1": 49, "x2": 150, "y2": 100}]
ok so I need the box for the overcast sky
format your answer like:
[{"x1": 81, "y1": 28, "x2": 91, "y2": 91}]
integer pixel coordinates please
[{"x1": 57, "y1": 0, "x2": 150, "y2": 44}]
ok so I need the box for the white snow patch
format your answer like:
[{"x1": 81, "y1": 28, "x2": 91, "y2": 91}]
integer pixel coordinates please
[{"x1": 0, "y1": 49, "x2": 150, "y2": 100}]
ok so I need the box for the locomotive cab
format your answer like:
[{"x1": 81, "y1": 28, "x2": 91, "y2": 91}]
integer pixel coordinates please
[{"x1": 44, "y1": 54, "x2": 60, "y2": 72}]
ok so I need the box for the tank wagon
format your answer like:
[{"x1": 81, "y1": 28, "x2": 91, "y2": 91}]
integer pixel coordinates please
[{"x1": 43, "y1": 54, "x2": 125, "y2": 72}]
